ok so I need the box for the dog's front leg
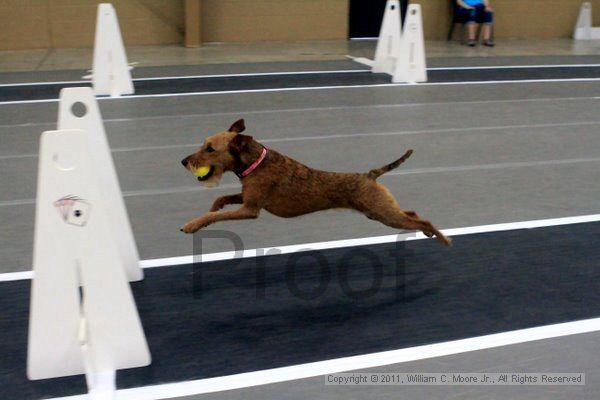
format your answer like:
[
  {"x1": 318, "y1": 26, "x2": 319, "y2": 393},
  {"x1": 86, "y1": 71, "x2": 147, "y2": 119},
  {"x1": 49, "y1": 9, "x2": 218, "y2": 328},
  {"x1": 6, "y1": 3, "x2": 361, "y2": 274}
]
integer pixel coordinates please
[
  {"x1": 181, "y1": 206, "x2": 260, "y2": 234},
  {"x1": 210, "y1": 193, "x2": 243, "y2": 212}
]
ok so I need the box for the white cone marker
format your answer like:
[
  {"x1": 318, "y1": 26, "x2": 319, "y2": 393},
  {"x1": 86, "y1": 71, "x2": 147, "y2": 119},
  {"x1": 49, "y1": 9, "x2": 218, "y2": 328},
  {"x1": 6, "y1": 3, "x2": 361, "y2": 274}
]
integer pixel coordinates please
[
  {"x1": 27, "y1": 129, "x2": 150, "y2": 394},
  {"x1": 58, "y1": 87, "x2": 142, "y2": 282},
  {"x1": 86, "y1": 3, "x2": 135, "y2": 97},
  {"x1": 348, "y1": 0, "x2": 427, "y2": 83},
  {"x1": 393, "y1": 4, "x2": 427, "y2": 83},
  {"x1": 573, "y1": 2, "x2": 600, "y2": 40}
]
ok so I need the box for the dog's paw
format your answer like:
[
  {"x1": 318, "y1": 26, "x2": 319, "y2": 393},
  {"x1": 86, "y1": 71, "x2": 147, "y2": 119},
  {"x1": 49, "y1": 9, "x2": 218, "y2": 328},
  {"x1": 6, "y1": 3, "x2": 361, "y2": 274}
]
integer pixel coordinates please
[
  {"x1": 180, "y1": 219, "x2": 207, "y2": 234},
  {"x1": 180, "y1": 224, "x2": 197, "y2": 234}
]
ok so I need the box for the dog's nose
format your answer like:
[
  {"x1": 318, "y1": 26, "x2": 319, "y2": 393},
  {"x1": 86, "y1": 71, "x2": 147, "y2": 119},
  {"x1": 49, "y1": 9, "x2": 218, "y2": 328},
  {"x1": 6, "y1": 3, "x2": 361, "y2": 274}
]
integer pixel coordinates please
[{"x1": 181, "y1": 158, "x2": 189, "y2": 167}]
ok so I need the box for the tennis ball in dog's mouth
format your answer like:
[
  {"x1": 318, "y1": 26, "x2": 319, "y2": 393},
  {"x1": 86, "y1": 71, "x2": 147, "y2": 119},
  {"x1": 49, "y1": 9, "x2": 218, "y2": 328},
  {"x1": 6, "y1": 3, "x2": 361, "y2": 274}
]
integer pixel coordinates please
[{"x1": 193, "y1": 166, "x2": 212, "y2": 178}]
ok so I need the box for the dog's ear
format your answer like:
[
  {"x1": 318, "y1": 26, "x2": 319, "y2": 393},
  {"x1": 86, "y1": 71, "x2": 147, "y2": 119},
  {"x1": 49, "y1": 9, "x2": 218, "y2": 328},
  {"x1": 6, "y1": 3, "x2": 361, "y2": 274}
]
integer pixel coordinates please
[
  {"x1": 229, "y1": 133, "x2": 253, "y2": 155},
  {"x1": 228, "y1": 119, "x2": 246, "y2": 133}
]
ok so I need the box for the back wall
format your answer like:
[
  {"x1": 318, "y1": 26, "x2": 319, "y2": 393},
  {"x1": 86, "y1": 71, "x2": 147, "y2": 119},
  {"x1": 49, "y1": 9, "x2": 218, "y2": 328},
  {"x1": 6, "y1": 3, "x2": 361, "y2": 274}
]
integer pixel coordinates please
[
  {"x1": 1, "y1": 0, "x2": 599, "y2": 50},
  {"x1": 0, "y1": 0, "x2": 183, "y2": 50}
]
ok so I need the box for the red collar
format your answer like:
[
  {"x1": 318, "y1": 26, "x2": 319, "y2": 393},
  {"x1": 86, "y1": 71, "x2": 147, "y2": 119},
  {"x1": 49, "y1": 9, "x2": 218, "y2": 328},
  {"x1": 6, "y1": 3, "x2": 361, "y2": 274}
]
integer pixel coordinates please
[{"x1": 236, "y1": 147, "x2": 268, "y2": 178}]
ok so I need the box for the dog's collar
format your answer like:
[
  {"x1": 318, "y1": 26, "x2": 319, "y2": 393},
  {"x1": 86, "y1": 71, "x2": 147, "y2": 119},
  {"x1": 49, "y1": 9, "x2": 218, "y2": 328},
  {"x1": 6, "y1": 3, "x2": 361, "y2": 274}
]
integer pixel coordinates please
[{"x1": 236, "y1": 147, "x2": 268, "y2": 178}]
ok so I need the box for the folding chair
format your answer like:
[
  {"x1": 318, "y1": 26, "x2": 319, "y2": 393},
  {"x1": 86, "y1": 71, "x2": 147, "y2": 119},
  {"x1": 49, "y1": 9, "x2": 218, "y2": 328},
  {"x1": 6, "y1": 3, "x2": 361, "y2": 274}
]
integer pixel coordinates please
[{"x1": 447, "y1": 0, "x2": 468, "y2": 43}]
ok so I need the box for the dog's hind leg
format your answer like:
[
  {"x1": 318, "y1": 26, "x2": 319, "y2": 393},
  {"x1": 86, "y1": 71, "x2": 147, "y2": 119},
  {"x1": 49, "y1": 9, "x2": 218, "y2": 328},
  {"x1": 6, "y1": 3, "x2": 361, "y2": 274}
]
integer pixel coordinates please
[
  {"x1": 373, "y1": 209, "x2": 451, "y2": 246},
  {"x1": 401, "y1": 211, "x2": 431, "y2": 236},
  {"x1": 358, "y1": 184, "x2": 451, "y2": 246}
]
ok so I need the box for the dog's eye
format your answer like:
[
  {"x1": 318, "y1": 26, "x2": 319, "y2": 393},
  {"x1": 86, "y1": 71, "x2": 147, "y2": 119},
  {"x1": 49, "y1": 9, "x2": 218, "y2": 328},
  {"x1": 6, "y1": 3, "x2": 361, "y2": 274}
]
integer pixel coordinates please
[{"x1": 206, "y1": 145, "x2": 215, "y2": 153}]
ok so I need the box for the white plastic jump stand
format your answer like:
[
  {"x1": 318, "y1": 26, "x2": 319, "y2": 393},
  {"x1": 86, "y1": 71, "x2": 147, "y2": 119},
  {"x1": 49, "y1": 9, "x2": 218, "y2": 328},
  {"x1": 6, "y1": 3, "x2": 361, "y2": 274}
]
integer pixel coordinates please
[
  {"x1": 58, "y1": 87, "x2": 142, "y2": 282},
  {"x1": 372, "y1": 0, "x2": 402, "y2": 74},
  {"x1": 573, "y1": 2, "x2": 600, "y2": 40},
  {"x1": 392, "y1": 4, "x2": 427, "y2": 83},
  {"x1": 84, "y1": 3, "x2": 135, "y2": 97},
  {"x1": 350, "y1": 0, "x2": 402, "y2": 74},
  {"x1": 27, "y1": 129, "x2": 151, "y2": 399},
  {"x1": 348, "y1": 1, "x2": 427, "y2": 84}
]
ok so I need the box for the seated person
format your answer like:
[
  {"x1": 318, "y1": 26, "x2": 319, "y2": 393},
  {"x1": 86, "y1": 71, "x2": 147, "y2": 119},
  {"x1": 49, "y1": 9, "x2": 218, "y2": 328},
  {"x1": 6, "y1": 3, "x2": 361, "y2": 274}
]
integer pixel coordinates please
[{"x1": 457, "y1": 0, "x2": 494, "y2": 47}]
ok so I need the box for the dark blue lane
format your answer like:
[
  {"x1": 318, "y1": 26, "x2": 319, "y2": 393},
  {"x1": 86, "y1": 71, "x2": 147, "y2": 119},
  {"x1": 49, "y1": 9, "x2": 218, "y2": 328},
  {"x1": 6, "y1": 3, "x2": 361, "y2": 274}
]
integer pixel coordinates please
[
  {"x1": 0, "y1": 72, "x2": 390, "y2": 102},
  {"x1": 2, "y1": 66, "x2": 600, "y2": 102},
  {"x1": 1, "y1": 222, "x2": 599, "y2": 399},
  {"x1": 428, "y1": 66, "x2": 600, "y2": 82}
]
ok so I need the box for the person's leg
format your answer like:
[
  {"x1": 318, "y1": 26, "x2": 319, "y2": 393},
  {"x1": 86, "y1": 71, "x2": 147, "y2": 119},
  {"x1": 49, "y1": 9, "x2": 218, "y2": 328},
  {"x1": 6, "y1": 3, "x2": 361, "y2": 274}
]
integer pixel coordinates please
[
  {"x1": 480, "y1": 6, "x2": 494, "y2": 46},
  {"x1": 464, "y1": 7, "x2": 478, "y2": 46},
  {"x1": 467, "y1": 22, "x2": 477, "y2": 41},
  {"x1": 482, "y1": 23, "x2": 492, "y2": 41},
  {"x1": 457, "y1": 7, "x2": 477, "y2": 45}
]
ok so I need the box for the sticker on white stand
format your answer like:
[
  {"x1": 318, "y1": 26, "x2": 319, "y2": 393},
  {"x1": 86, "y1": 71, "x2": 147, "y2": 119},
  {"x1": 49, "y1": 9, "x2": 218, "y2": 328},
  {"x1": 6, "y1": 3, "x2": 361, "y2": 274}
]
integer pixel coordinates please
[{"x1": 54, "y1": 195, "x2": 91, "y2": 227}]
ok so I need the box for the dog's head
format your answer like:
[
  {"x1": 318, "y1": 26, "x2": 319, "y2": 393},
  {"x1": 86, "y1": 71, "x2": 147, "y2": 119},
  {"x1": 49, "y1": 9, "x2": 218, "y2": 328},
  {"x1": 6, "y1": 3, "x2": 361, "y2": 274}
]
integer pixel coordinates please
[{"x1": 181, "y1": 119, "x2": 255, "y2": 187}]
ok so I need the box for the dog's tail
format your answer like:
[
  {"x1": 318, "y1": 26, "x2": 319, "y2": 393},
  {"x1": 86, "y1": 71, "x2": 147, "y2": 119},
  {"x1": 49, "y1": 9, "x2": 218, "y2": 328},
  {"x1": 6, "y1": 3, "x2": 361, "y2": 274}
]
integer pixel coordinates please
[{"x1": 367, "y1": 149, "x2": 413, "y2": 180}]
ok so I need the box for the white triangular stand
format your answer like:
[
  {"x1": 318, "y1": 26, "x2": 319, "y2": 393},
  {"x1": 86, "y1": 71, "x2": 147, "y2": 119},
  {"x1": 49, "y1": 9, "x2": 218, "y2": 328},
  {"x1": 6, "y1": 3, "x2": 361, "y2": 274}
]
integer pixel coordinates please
[
  {"x1": 27, "y1": 129, "x2": 151, "y2": 397},
  {"x1": 84, "y1": 3, "x2": 135, "y2": 97},
  {"x1": 352, "y1": 0, "x2": 402, "y2": 74},
  {"x1": 392, "y1": 4, "x2": 427, "y2": 83},
  {"x1": 58, "y1": 87, "x2": 142, "y2": 282},
  {"x1": 573, "y1": 2, "x2": 600, "y2": 40},
  {"x1": 348, "y1": 0, "x2": 427, "y2": 83}
]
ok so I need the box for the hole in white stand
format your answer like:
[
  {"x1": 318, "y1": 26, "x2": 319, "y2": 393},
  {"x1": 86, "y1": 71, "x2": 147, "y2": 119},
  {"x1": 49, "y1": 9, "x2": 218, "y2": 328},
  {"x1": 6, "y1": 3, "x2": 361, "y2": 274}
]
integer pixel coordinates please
[{"x1": 71, "y1": 102, "x2": 88, "y2": 118}]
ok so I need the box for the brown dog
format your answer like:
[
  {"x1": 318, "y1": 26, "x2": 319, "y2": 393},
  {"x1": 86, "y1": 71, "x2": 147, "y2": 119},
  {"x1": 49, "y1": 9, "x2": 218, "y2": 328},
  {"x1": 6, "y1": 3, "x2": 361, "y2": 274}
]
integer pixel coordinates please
[{"x1": 180, "y1": 119, "x2": 451, "y2": 246}]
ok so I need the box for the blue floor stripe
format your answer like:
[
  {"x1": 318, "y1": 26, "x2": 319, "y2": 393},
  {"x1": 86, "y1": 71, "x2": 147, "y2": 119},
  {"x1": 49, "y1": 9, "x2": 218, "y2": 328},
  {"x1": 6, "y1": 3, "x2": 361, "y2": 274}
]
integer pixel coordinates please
[{"x1": 1, "y1": 221, "x2": 599, "y2": 399}]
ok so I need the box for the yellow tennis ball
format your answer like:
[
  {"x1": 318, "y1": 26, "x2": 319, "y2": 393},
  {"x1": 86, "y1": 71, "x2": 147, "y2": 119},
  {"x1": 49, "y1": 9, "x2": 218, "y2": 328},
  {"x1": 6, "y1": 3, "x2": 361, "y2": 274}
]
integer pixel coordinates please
[{"x1": 194, "y1": 166, "x2": 211, "y2": 178}]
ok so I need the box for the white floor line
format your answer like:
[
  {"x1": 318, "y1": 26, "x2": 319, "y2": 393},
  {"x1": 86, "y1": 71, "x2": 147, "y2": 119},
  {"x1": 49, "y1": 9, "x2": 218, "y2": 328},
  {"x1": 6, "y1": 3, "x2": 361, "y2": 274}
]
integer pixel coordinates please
[
  {"x1": 388, "y1": 157, "x2": 600, "y2": 176},
  {"x1": 2, "y1": 95, "x2": 599, "y2": 130},
  {"x1": 140, "y1": 213, "x2": 600, "y2": 268},
  {"x1": 0, "y1": 70, "x2": 370, "y2": 88},
  {"x1": 133, "y1": 69, "x2": 370, "y2": 81},
  {"x1": 0, "y1": 184, "x2": 225, "y2": 207},
  {"x1": 428, "y1": 63, "x2": 600, "y2": 70},
  {"x1": 101, "y1": 78, "x2": 600, "y2": 100},
  {"x1": 47, "y1": 317, "x2": 600, "y2": 400},
  {"x1": 0, "y1": 80, "x2": 88, "y2": 87},
  {"x1": 0, "y1": 198, "x2": 36, "y2": 207},
  {"x1": 2, "y1": 77, "x2": 600, "y2": 106},
  {"x1": 3, "y1": 156, "x2": 600, "y2": 208},
  {"x1": 0, "y1": 270, "x2": 33, "y2": 281},
  {"x1": 419, "y1": 77, "x2": 600, "y2": 86},
  {"x1": 2, "y1": 156, "x2": 600, "y2": 208},
  {"x1": 3, "y1": 119, "x2": 600, "y2": 161},
  {"x1": 110, "y1": 121, "x2": 600, "y2": 153},
  {"x1": 0, "y1": 153, "x2": 39, "y2": 160},
  {"x1": 3, "y1": 213, "x2": 599, "y2": 282},
  {"x1": 2, "y1": 63, "x2": 599, "y2": 88},
  {"x1": 261, "y1": 121, "x2": 600, "y2": 144},
  {"x1": 0, "y1": 98, "x2": 60, "y2": 106}
]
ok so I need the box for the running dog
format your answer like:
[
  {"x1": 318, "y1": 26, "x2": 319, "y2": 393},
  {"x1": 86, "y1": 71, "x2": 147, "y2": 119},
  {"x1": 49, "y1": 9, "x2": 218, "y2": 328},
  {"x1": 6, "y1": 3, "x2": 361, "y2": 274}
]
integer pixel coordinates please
[{"x1": 180, "y1": 119, "x2": 451, "y2": 246}]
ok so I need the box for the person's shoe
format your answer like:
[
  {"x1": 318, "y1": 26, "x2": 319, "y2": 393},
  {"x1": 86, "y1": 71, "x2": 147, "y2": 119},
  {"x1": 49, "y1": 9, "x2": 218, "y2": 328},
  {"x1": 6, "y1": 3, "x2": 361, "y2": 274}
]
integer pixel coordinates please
[
  {"x1": 483, "y1": 39, "x2": 495, "y2": 47},
  {"x1": 467, "y1": 39, "x2": 477, "y2": 47}
]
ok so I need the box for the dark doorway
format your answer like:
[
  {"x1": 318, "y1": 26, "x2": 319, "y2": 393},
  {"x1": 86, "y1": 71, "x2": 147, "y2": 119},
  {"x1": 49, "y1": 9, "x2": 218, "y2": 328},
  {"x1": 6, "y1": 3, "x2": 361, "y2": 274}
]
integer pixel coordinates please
[{"x1": 349, "y1": 0, "x2": 408, "y2": 38}]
